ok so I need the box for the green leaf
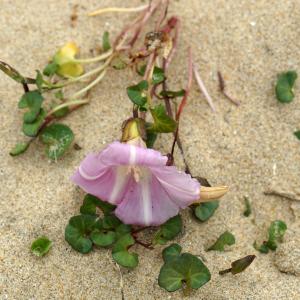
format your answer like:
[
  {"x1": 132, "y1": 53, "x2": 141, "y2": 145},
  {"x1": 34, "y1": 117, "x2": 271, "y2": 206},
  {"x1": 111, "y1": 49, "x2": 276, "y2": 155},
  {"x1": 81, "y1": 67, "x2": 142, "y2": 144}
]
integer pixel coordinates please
[
  {"x1": 162, "y1": 243, "x2": 182, "y2": 263},
  {"x1": 137, "y1": 64, "x2": 146, "y2": 76},
  {"x1": 102, "y1": 31, "x2": 111, "y2": 52},
  {"x1": 53, "y1": 106, "x2": 69, "y2": 118},
  {"x1": 243, "y1": 197, "x2": 252, "y2": 217},
  {"x1": 253, "y1": 241, "x2": 269, "y2": 253},
  {"x1": 54, "y1": 90, "x2": 64, "y2": 100},
  {"x1": 254, "y1": 220, "x2": 287, "y2": 253},
  {"x1": 22, "y1": 108, "x2": 46, "y2": 137},
  {"x1": 35, "y1": 70, "x2": 44, "y2": 91},
  {"x1": 160, "y1": 89, "x2": 185, "y2": 98},
  {"x1": 112, "y1": 233, "x2": 138, "y2": 268},
  {"x1": 31, "y1": 236, "x2": 52, "y2": 257},
  {"x1": 145, "y1": 128, "x2": 157, "y2": 148},
  {"x1": 43, "y1": 62, "x2": 59, "y2": 77},
  {"x1": 40, "y1": 123, "x2": 74, "y2": 160},
  {"x1": 126, "y1": 80, "x2": 148, "y2": 106},
  {"x1": 266, "y1": 220, "x2": 287, "y2": 250},
  {"x1": 80, "y1": 194, "x2": 116, "y2": 216},
  {"x1": 219, "y1": 255, "x2": 256, "y2": 275},
  {"x1": 153, "y1": 215, "x2": 182, "y2": 245},
  {"x1": 9, "y1": 142, "x2": 30, "y2": 156},
  {"x1": 275, "y1": 71, "x2": 297, "y2": 103},
  {"x1": 207, "y1": 231, "x2": 235, "y2": 251},
  {"x1": 158, "y1": 247, "x2": 211, "y2": 293},
  {"x1": 149, "y1": 104, "x2": 177, "y2": 133},
  {"x1": 294, "y1": 130, "x2": 300, "y2": 140},
  {"x1": 194, "y1": 201, "x2": 219, "y2": 222},
  {"x1": 111, "y1": 56, "x2": 127, "y2": 70},
  {"x1": 102, "y1": 215, "x2": 121, "y2": 229},
  {"x1": 65, "y1": 214, "x2": 98, "y2": 253},
  {"x1": 136, "y1": 65, "x2": 165, "y2": 84},
  {"x1": 91, "y1": 229, "x2": 116, "y2": 247},
  {"x1": 19, "y1": 91, "x2": 44, "y2": 123},
  {"x1": 0, "y1": 60, "x2": 35, "y2": 84},
  {"x1": 152, "y1": 66, "x2": 165, "y2": 84},
  {"x1": 115, "y1": 223, "x2": 132, "y2": 239}
]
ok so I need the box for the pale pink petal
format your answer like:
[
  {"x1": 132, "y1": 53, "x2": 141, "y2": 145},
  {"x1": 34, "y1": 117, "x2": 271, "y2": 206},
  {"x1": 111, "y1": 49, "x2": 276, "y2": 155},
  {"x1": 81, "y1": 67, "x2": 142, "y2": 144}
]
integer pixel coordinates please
[
  {"x1": 151, "y1": 166, "x2": 200, "y2": 207},
  {"x1": 100, "y1": 142, "x2": 167, "y2": 166},
  {"x1": 115, "y1": 169, "x2": 179, "y2": 226}
]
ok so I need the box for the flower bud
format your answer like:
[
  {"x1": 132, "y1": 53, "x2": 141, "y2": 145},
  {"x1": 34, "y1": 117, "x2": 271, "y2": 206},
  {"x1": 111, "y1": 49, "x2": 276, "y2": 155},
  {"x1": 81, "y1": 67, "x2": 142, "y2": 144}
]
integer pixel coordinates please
[
  {"x1": 53, "y1": 42, "x2": 84, "y2": 78},
  {"x1": 121, "y1": 118, "x2": 146, "y2": 146}
]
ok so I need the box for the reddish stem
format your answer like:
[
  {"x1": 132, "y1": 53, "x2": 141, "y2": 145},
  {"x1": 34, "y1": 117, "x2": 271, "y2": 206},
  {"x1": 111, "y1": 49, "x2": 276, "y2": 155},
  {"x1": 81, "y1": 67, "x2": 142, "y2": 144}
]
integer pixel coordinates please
[{"x1": 176, "y1": 47, "x2": 193, "y2": 121}]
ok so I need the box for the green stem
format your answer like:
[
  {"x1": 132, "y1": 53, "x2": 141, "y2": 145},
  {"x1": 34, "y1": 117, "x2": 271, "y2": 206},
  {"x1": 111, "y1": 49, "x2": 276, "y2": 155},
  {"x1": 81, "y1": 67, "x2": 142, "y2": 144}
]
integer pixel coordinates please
[
  {"x1": 46, "y1": 99, "x2": 90, "y2": 117},
  {"x1": 182, "y1": 281, "x2": 191, "y2": 297},
  {"x1": 74, "y1": 49, "x2": 113, "y2": 64},
  {"x1": 70, "y1": 68, "x2": 107, "y2": 99}
]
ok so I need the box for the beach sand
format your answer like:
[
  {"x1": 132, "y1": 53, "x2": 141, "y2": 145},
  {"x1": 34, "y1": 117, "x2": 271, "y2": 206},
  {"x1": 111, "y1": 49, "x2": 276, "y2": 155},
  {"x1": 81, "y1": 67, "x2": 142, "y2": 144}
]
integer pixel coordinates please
[{"x1": 0, "y1": 0, "x2": 300, "y2": 299}]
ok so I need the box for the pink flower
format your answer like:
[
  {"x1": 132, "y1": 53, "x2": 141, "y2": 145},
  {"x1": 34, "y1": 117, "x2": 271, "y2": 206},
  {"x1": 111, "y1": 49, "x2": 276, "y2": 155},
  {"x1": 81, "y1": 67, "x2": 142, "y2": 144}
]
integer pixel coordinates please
[{"x1": 71, "y1": 140, "x2": 200, "y2": 226}]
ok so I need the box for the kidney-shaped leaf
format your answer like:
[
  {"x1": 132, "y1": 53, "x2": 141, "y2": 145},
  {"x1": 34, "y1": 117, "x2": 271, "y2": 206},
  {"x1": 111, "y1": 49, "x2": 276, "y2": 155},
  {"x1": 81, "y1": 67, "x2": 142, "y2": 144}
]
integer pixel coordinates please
[
  {"x1": 40, "y1": 123, "x2": 74, "y2": 160},
  {"x1": 112, "y1": 233, "x2": 138, "y2": 268},
  {"x1": 159, "y1": 249, "x2": 211, "y2": 292},
  {"x1": 65, "y1": 214, "x2": 99, "y2": 254}
]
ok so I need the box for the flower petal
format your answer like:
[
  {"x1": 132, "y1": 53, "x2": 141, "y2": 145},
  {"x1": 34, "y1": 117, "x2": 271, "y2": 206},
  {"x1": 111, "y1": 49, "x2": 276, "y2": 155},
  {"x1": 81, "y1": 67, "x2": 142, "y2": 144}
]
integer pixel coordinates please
[
  {"x1": 100, "y1": 142, "x2": 167, "y2": 167},
  {"x1": 115, "y1": 170, "x2": 181, "y2": 226},
  {"x1": 151, "y1": 166, "x2": 200, "y2": 207}
]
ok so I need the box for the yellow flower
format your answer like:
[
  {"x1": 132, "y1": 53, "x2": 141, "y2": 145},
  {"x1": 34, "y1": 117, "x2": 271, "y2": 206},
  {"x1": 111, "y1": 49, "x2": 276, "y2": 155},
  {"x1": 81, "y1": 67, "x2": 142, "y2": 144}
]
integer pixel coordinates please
[{"x1": 54, "y1": 42, "x2": 84, "y2": 78}]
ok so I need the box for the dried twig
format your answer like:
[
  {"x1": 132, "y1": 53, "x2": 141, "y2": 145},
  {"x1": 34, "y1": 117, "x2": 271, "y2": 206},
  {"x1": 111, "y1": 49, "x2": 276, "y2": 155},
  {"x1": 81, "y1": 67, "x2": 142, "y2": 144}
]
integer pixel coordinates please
[
  {"x1": 264, "y1": 188, "x2": 300, "y2": 202},
  {"x1": 217, "y1": 71, "x2": 240, "y2": 106},
  {"x1": 193, "y1": 64, "x2": 216, "y2": 112}
]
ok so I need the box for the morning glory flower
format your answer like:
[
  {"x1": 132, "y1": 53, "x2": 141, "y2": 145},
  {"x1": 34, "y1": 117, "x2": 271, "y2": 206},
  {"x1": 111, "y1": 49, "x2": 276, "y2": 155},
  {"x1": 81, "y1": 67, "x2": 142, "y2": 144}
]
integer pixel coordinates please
[
  {"x1": 72, "y1": 140, "x2": 200, "y2": 225},
  {"x1": 71, "y1": 119, "x2": 227, "y2": 226}
]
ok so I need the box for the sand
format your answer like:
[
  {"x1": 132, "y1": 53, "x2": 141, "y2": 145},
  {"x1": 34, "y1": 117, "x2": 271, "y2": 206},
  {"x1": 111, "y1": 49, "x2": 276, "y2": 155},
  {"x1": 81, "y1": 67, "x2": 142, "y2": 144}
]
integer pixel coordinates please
[{"x1": 0, "y1": 0, "x2": 300, "y2": 299}]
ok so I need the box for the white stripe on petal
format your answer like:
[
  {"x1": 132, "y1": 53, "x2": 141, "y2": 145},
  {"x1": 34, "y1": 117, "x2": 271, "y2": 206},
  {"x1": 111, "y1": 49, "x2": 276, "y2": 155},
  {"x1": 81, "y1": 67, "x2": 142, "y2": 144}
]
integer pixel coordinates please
[
  {"x1": 129, "y1": 145, "x2": 136, "y2": 165},
  {"x1": 140, "y1": 171, "x2": 152, "y2": 225},
  {"x1": 79, "y1": 165, "x2": 104, "y2": 180},
  {"x1": 110, "y1": 167, "x2": 130, "y2": 204}
]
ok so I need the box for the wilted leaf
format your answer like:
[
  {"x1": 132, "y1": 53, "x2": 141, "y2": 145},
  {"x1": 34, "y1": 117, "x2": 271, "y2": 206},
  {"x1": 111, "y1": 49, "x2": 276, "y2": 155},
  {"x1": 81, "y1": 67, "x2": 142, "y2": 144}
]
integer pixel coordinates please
[
  {"x1": 0, "y1": 60, "x2": 35, "y2": 84},
  {"x1": 219, "y1": 255, "x2": 256, "y2": 275}
]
